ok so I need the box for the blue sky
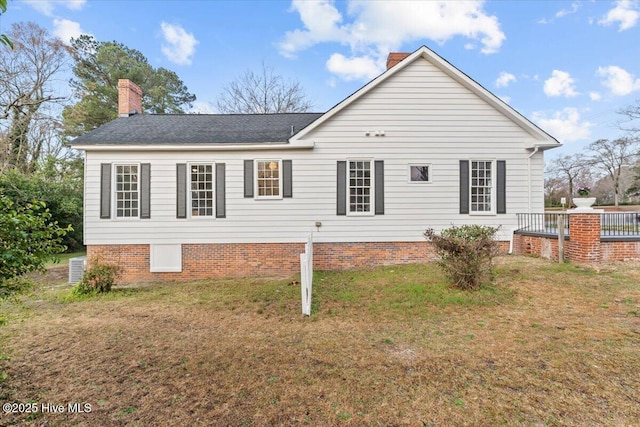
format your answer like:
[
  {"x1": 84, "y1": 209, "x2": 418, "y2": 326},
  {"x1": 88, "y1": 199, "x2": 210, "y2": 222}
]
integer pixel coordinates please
[{"x1": 3, "y1": 0, "x2": 640, "y2": 157}]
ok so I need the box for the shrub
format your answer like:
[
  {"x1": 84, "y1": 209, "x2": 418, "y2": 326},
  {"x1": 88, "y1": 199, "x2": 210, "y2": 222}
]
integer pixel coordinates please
[
  {"x1": 73, "y1": 257, "x2": 120, "y2": 295},
  {"x1": 0, "y1": 163, "x2": 84, "y2": 251},
  {"x1": 0, "y1": 196, "x2": 70, "y2": 285},
  {"x1": 424, "y1": 225, "x2": 499, "y2": 291}
]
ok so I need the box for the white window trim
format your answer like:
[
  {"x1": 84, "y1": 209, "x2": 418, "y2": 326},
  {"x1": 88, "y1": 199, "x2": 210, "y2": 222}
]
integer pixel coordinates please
[
  {"x1": 254, "y1": 159, "x2": 283, "y2": 200},
  {"x1": 469, "y1": 159, "x2": 496, "y2": 216},
  {"x1": 408, "y1": 163, "x2": 432, "y2": 184},
  {"x1": 188, "y1": 162, "x2": 215, "y2": 219},
  {"x1": 346, "y1": 158, "x2": 375, "y2": 217},
  {"x1": 113, "y1": 163, "x2": 140, "y2": 220}
]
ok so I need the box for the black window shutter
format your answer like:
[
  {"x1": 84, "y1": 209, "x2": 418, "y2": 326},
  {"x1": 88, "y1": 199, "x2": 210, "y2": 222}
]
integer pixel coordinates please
[
  {"x1": 374, "y1": 160, "x2": 384, "y2": 215},
  {"x1": 283, "y1": 160, "x2": 293, "y2": 198},
  {"x1": 336, "y1": 161, "x2": 346, "y2": 215},
  {"x1": 140, "y1": 163, "x2": 151, "y2": 219},
  {"x1": 497, "y1": 160, "x2": 506, "y2": 214},
  {"x1": 460, "y1": 160, "x2": 469, "y2": 214},
  {"x1": 100, "y1": 163, "x2": 111, "y2": 219},
  {"x1": 216, "y1": 163, "x2": 226, "y2": 218},
  {"x1": 244, "y1": 160, "x2": 254, "y2": 198},
  {"x1": 176, "y1": 163, "x2": 187, "y2": 218}
]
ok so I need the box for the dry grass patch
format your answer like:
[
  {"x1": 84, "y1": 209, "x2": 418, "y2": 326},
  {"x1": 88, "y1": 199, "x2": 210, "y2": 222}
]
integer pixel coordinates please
[{"x1": 1, "y1": 257, "x2": 639, "y2": 426}]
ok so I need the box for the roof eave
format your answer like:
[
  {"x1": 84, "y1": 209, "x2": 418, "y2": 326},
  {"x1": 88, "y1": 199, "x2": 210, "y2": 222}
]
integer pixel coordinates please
[
  {"x1": 69, "y1": 140, "x2": 315, "y2": 151},
  {"x1": 526, "y1": 142, "x2": 562, "y2": 151}
]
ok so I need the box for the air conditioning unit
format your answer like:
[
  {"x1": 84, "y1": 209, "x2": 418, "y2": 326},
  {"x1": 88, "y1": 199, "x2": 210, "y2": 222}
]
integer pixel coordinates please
[{"x1": 68, "y1": 256, "x2": 87, "y2": 284}]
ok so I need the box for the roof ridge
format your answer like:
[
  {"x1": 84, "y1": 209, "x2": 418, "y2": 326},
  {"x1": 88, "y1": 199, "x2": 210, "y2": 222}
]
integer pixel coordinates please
[{"x1": 140, "y1": 112, "x2": 325, "y2": 117}]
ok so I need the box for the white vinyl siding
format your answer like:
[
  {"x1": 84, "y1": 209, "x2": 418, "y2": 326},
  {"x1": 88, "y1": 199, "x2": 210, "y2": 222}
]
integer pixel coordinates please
[
  {"x1": 189, "y1": 163, "x2": 214, "y2": 217},
  {"x1": 83, "y1": 57, "x2": 551, "y2": 246},
  {"x1": 115, "y1": 164, "x2": 139, "y2": 218}
]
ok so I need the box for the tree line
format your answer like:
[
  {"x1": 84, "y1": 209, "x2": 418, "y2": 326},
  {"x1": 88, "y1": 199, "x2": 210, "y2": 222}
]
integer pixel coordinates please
[{"x1": 546, "y1": 107, "x2": 640, "y2": 208}]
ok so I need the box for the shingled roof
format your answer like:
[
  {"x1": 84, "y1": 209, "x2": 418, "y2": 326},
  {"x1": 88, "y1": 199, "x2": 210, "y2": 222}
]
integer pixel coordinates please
[{"x1": 70, "y1": 112, "x2": 324, "y2": 145}]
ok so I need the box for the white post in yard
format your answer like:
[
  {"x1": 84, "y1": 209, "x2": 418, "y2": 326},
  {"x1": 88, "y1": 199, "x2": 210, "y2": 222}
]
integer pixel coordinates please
[{"x1": 300, "y1": 233, "x2": 313, "y2": 316}]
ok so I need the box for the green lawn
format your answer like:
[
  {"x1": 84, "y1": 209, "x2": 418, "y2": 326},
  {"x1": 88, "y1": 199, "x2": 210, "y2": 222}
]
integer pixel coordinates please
[
  {"x1": 44, "y1": 251, "x2": 86, "y2": 268},
  {"x1": 1, "y1": 256, "x2": 639, "y2": 426}
]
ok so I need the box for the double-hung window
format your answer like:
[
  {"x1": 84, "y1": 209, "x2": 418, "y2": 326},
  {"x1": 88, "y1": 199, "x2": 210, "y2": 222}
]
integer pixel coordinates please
[
  {"x1": 189, "y1": 163, "x2": 214, "y2": 217},
  {"x1": 460, "y1": 159, "x2": 505, "y2": 215},
  {"x1": 348, "y1": 160, "x2": 373, "y2": 215},
  {"x1": 256, "y1": 160, "x2": 282, "y2": 199},
  {"x1": 115, "y1": 164, "x2": 139, "y2": 218},
  {"x1": 470, "y1": 160, "x2": 494, "y2": 213}
]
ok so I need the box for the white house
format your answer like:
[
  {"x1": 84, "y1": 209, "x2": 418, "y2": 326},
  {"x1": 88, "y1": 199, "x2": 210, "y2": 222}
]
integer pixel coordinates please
[{"x1": 70, "y1": 46, "x2": 560, "y2": 282}]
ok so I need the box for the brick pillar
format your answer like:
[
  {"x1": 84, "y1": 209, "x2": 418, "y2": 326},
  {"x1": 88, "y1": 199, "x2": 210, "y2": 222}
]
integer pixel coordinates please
[{"x1": 567, "y1": 212, "x2": 601, "y2": 263}]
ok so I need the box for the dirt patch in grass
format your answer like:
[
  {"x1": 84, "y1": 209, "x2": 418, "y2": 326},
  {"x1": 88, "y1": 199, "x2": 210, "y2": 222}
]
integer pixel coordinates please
[{"x1": 1, "y1": 256, "x2": 640, "y2": 426}]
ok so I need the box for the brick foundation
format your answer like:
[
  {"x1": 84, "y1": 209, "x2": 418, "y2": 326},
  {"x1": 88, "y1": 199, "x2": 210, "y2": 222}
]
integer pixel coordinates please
[
  {"x1": 87, "y1": 243, "x2": 305, "y2": 283},
  {"x1": 87, "y1": 240, "x2": 510, "y2": 284}
]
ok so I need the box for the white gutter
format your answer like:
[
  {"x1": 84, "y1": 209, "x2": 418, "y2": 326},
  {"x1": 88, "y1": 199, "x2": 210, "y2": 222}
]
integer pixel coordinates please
[{"x1": 69, "y1": 141, "x2": 315, "y2": 151}]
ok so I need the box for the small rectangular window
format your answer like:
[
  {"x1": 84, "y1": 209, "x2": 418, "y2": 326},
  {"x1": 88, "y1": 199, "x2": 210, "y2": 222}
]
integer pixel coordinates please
[
  {"x1": 190, "y1": 164, "x2": 214, "y2": 217},
  {"x1": 348, "y1": 160, "x2": 373, "y2": 214},
  {"x1": 470, "y1": 160, "x2": 493, "y2": 213},
  {"x1": 256, "y1": 160, "x2": 282, "y2": 198},
  {"x1": 115, "y1": 164, "x2": 139, "y2": 218},
  {"x1": 409, "y1": 164, "x2": 431, "y2": 183}
]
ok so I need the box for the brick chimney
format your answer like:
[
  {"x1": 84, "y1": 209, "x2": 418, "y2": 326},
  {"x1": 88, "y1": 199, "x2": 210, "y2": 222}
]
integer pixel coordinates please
[
  {"x1": 117, "y1": 79, "x2": 143, "y2": 117},
  {"x1": 386, "y1": 52, "x2": 410, "y2": 70}
]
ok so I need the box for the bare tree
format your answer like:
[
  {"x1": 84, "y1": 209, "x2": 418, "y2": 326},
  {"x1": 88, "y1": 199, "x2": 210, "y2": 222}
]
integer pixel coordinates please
[
  {"x1": 546, "y1": 153, "x2": 588, "y2": 207},
  {"x1": 544, "y1": 176, "x2": 568, "y2": 207},
  {"x1": 618, "y1": 99, "x2": 640, "y2": 134},
  {"x1": 587, "y1": 137, "x2": 639, "y2": 206},
  {"x1": 0, "y1": 22, "x2": 70, "y2": 173},
  {"x1": 216, "y1": 62, "x2": 313, "y2": 114}
]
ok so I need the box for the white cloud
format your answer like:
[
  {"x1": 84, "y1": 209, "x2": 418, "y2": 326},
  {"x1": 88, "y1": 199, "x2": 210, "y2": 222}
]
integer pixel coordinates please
[
  {"x1": 189, "y1": 101, "x2": 216, "y2": 114},
  {"x1": 53, "y1": 18, "x2": 88, "y2": 44},
  {"x1": 326, "y1": 53, "x2": 381, "y2": 81},
  {"x1": 597, "y1": 65, "x2": 640, "y2": 95},
  {"x1": 279, "y1": 0, "x2": 348, "y2": 57},
  {"x1": 22, "y1": 0, "x2": 86, "y2": 16},
  {"x1": 532, "y1": 108, "x2": 593, "y2": 143},
  {"x1": 537, "y1": 2, "x2": 580, "y2": 24},
  {"x1": 495, "y1": 72, "x2": 516, "y2": 88},
  {"x1": 556, "y1": 2, "x2": 580, "y2": 18},
  {"x1": 160, "y1": 22, "x2": 198, "y2": 66},
  {"x1": 589, "y1": 91, "x2": 602, "y2": 101},
  {"x1": 598, "y1": 0, "x2": 640, "y2": 31},
  {"x1": 544, "y1": 70, "x2": 579, "y2": 97},
  {"x1": 280, "y1": 0, "x2": 505, "y2": 81},
  {"x1": 64, "y1": 0, "x2": 86, "y2": 11},
  {"x1": 499, "y1": 95, "x2": 511, "y2": 104}
]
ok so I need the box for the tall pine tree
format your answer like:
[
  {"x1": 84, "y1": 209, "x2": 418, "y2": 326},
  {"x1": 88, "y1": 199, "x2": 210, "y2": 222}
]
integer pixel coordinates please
[{"x1": 63, "y1": 35, "x2": 196, "y2": 137}]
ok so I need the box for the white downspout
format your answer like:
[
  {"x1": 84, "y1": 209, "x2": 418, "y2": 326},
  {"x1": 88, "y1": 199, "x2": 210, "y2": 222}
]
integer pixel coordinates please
[
  {"x1": 513, "y1": 145, "x2": 541, "y2": 255},
  {"x1": 527, "y1": 146, "x2": 541, "y2": 213}
]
